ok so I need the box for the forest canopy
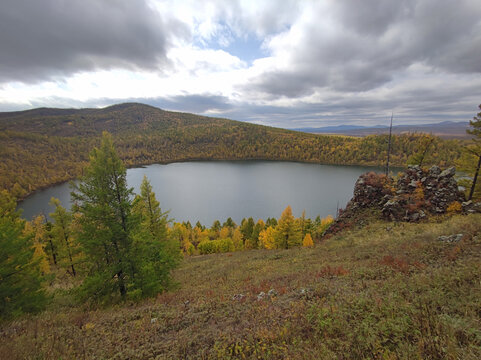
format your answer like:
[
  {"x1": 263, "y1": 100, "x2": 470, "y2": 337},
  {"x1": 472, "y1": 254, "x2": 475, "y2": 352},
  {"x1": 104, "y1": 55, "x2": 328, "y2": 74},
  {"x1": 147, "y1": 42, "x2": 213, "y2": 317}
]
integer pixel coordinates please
[{"x1": 0, "y1": 103, "x2": 466, "y2": 199}]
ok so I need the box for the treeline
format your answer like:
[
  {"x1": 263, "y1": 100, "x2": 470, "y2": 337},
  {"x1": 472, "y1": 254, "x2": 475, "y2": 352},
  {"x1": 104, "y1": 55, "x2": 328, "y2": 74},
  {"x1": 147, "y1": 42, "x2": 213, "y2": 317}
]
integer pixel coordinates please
[
  {"x1": 0, "y1": 103, "x2": 465, "y2": 198},
  {"x1": 171, "y1": 207, "x2": 333, "y2": 256},
  {"x1": 0, "y1": 132, "x2": 334, "y2": 319}
]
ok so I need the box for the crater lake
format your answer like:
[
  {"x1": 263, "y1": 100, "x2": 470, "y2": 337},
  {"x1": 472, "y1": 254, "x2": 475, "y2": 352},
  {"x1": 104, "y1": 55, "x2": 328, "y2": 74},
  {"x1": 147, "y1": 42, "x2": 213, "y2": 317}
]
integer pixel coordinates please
[{"x1": 18, "y1": 161, "x2": 390, "y2": 224}]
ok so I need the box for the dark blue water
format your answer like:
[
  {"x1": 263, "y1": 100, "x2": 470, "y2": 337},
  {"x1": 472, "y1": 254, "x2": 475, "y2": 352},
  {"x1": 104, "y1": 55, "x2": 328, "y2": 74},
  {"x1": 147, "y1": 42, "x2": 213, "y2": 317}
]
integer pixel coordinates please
[{"x1": 18, "y1": 161, "x2": 386, "y2": 225}]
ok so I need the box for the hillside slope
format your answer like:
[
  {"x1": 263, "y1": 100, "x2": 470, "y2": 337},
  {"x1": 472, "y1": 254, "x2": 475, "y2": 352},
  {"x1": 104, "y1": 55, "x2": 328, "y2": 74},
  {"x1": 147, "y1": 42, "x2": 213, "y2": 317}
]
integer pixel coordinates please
[
  {"x1": 1, "y1": 214, "x2": 480, "y2": 359},
  {"x1": 0, "y1": 103, "x2": 464, "y2": 198}
]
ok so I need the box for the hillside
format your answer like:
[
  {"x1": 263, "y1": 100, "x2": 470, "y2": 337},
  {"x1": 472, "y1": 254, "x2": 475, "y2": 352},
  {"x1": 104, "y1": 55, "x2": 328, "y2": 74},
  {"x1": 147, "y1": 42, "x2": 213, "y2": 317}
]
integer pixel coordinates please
[
  {"x1": 0, "y1": 103, "x2": 465, "y2": 198},
  {"x1": 1, "y1": 213, "x2": 480, "y2": 359}
]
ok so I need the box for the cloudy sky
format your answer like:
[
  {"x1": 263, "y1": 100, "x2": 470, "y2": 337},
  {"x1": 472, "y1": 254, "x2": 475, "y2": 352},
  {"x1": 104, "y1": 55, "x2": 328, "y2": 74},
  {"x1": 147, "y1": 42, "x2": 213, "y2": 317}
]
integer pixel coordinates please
[{"x1": 1, "y1": 0, "x2": 480, "y2": 128}]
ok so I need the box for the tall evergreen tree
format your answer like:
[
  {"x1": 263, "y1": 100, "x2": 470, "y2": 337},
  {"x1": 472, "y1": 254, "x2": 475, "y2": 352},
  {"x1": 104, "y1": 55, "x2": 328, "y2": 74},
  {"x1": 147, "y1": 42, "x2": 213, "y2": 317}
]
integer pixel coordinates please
[
  {"x1": 131, "y1": 176, "x2": 180, "y2": 297},
  {"x1": 71, "y1": 132, "x2": 134, "y2": 300},
  {"x1": 0, "y1": 190, "x2": 47, "y2": 318}
]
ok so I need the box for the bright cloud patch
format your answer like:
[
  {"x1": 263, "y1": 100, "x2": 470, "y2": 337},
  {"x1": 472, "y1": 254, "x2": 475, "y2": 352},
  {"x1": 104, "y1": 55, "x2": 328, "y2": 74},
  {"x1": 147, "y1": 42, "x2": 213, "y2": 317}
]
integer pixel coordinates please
[{"x1": 0, "y1": 0, "x2": 480, "y2": 127}]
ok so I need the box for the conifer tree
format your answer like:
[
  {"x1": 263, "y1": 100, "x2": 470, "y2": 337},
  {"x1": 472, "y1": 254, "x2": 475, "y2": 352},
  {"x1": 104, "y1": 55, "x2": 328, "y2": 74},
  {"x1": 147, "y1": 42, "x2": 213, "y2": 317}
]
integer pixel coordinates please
[
  {"x1": 49, "y1": 197, "x2": 78, "y2": 276},
  {"x1": 240, "y1": 217, "x2": 255, "y2": 247},
  {"x1": 0, "y1": 190, "x2": 47, "y2": 318},
  {"x1": 275, "y1": 206, "x2": 302, "y2": 249},
  {"x1": 24, "y1": 215, "x2": 51, "y2": 275},
  {"x1": 222, "y1": 217, "x2": 236, "y2": 229},
  {"x1": 259, "y1": 226, "x2": 276, "y2": 249},
  {"x1": 131, "y1": 176, "x2": 180, "y2": 296},
  {"x1": 71, "y1": 132, "x2": 135, "y2": 300},
  {"x1": 302, "y1": 233, "x2": 314, "y2": 247}
]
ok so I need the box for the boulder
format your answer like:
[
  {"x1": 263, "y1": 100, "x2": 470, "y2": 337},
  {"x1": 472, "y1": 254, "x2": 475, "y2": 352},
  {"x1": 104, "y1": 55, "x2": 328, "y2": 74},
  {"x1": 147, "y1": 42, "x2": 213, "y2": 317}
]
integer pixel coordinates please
[{"x1": 438, "y1": 234, "x2": 463, "y2": 243}]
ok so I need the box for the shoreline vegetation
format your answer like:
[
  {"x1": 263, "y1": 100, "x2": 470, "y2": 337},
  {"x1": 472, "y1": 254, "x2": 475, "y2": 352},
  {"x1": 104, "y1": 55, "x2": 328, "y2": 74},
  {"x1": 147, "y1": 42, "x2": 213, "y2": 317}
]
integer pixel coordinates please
[{"x1": 0, "y1": 103, "x2": 465, "y2": 200}]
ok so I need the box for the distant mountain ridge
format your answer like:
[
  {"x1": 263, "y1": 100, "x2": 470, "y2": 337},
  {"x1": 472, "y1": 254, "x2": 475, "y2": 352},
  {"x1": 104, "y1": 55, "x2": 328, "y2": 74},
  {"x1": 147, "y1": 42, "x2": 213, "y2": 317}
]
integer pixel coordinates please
[{"x1": 293, "y1": 121, "x2": 470, "y2": 139}]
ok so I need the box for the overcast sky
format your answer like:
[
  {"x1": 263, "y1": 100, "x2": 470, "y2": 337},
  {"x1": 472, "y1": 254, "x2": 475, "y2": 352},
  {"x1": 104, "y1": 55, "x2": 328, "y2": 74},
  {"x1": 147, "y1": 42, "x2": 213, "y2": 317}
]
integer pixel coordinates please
[{"x1": 1, "y1": 0, "x2": 480, "y2": 128}]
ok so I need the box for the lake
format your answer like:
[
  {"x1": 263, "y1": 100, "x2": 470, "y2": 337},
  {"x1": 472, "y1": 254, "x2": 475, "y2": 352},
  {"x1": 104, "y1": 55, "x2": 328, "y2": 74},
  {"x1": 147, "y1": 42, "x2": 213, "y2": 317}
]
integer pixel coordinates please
[{"x1": 18, "y1": 161, "x2": 387, "y2": 225}]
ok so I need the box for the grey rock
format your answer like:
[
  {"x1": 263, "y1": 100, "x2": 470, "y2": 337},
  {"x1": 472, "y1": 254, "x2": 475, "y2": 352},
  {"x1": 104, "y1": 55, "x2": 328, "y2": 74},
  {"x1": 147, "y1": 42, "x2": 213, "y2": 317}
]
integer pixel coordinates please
[
  {"x1": 429, "y1": 165, "x2": 441, "y2": 176},
  {"x1": 438, "y1": 234, "x2": 463, "y2": 243},
  {"x1": 439, "y1": 167, "x2": 456, "y2": 178},
  {"x1": 408, "y1": 180, "x2": 418, "y2": 188},
  {"x1": 410, "y1": 212, "x2": 420, "y2": 222},
  {"x1": 257, "y1": 292, "x2": 266, "y2": 301},
  {"x1": 267, "y1": 289, "x2": 278, "y2": 297}
]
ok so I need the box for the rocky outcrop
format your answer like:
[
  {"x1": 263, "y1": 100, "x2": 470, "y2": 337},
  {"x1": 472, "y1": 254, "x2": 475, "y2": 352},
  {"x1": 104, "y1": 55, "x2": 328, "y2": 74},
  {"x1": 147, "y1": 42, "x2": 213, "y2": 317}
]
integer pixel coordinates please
[
  {"x1": 381, "y1": 165, "x2": 465, "y2": 221},
  {"x1": 331, "y1": 166, "x2": 470, "y2": 230}
]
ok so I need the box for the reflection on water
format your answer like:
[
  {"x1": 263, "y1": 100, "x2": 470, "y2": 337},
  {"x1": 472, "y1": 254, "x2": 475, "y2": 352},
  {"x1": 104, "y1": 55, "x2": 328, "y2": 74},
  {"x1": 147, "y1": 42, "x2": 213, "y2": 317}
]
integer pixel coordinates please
[{"x1": 18, "y1": 161, "x2": 388, "y2": 224}]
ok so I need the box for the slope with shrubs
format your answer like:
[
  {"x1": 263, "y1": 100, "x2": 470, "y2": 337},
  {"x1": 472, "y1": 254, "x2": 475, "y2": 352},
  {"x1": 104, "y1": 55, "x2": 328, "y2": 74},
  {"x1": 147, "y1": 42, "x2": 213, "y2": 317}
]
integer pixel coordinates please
[
  {"x1": 1, "y1": 213, "x2": 480, "y2": 359},
  {"x1": 0, "y1": 103, "x2": 464, "y2": 198}
]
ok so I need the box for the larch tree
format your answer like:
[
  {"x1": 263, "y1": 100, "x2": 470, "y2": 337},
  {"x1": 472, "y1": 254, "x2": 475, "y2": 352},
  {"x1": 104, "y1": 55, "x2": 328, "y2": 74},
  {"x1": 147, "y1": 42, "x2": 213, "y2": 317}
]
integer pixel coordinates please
[
  {"x1": 49, "y1": 197, "x2": 78, "y2": 277},
  {"x1": 302, "y1": 233, "x2": 314, "y2": 247},
  {"x1": 0, "y1": 190, "x2": 47, "y2": 318},
  {"x1": 407, "y1": 134, "x2": 435, "y2": 168},
  {"x1": 259, "y1": 226, "x2": 276, "y2": 249},
  {"x1": 24, "y1": 215, "x2": 51, "y2": 275},
  {"x1": 275, "y1": 205, "x2": 302, "y2": 249},
  {"x1": 240, "y1": 217, "x2": 255, "y2": 247},
  {"x1": 131, "y1": 176, "x2": 181, "y2": 297},
  {"x1": 71, "y1": 132, "x2": 135, "y2": 300}
]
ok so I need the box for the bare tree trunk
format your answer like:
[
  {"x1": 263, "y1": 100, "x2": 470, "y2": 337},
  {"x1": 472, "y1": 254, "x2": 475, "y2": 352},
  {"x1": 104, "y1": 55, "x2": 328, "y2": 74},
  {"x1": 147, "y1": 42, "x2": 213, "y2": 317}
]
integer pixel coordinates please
[
  {"x1": 468, "y1": 154, "x2": 481, "y2": 201},
  {"x1": 385, "y1": 113, "x2": 393, "y2": 176}
]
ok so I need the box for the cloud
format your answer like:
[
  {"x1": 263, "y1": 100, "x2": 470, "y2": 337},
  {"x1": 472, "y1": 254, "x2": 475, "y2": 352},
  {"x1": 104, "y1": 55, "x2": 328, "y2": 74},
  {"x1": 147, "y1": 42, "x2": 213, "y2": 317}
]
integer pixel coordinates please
[
  {"x1": 0, "y1": 0, "x2": 479, "y2": 129},
  {"x1": 0, "y1": 0, "x2": 188, "y2": 83},
  {"x1": 243, "y1": 0, "x2": 481, "y2": 97}
]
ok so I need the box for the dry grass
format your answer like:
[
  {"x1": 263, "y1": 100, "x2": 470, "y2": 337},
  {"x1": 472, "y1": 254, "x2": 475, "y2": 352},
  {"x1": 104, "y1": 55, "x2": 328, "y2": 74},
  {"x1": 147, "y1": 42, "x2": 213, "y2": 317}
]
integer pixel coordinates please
[{"x1": 1, "y1": 214, "x2": 481, "y2": 359}]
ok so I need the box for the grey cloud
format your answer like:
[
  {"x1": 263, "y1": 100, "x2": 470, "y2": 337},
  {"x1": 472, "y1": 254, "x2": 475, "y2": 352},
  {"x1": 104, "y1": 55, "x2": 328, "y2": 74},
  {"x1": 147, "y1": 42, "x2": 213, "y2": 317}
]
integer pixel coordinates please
[
  {"x1": 246, "y1": 0, "x2": 481, "y2": 97},
  {"x1": 1, "y1": 78, "x2": 478, "y2": 128},
  {"x1": 0, "y1": 0, "x2": 188, "y2": 83},
  {"x1": 146, "y1": 94, "x2": 233, "y2": 114}
]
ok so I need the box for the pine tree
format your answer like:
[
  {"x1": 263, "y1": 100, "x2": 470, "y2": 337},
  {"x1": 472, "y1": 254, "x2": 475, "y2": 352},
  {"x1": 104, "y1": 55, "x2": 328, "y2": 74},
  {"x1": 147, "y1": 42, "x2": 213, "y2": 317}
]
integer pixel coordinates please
[
  {"x1": 0, "y1": 190, "x2": 47, "y2": 318},
  {"x1": 71, "y1": 132, "x2": 135, "y2": 300},
  {"x1": 275, "y1": 206, "x2": 302, "y2": 249}
]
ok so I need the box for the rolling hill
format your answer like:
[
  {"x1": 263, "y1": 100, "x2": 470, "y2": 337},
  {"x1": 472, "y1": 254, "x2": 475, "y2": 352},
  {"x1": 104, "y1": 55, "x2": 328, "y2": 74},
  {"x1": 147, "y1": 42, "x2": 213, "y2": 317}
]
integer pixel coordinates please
[{"x1": 0, "y1": 103, "x2": 465, "y2": 198}]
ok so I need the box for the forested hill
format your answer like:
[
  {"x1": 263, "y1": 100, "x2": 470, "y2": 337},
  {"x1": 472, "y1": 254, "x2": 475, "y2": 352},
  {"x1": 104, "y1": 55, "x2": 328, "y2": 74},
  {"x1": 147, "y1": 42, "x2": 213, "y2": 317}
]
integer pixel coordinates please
[
  {"x1": 0, "y1": 103, "x2": 232, "y2": 136},
  {"x1": 0, "y1": 103, "x2": 464, "y2": 198}
]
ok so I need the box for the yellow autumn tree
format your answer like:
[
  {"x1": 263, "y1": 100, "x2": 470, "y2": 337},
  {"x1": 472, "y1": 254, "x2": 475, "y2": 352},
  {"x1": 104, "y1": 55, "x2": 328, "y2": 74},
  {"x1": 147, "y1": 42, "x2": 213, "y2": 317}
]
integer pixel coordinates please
[
  {"x1": 302, "y1": 233, "x2": 314, "y2": 247},
  {"x1": 259, "y1": 226, "x2": 276, "y2": 249},
  {"x1": 24, "y1": 215, "x2": 50, "y2": 274},
  {"x1": 319, "y1": 215, "x2": 334, "y2": 235},
  {"x1": 275, "y1": 205, "x2": 302, "y2": 249},
  {"x1": 232, "y1": 227, "x2": 244, "y2": 250},
  {"x1": 219, "y1": 226, "x2": 230, "y2": 239}
]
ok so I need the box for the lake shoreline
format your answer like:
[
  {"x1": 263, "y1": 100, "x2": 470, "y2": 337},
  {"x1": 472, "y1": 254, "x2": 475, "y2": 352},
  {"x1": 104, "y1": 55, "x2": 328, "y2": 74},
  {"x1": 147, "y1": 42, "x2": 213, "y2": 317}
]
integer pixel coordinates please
[
  {"x1": 18, "y1": 161, "x2": 401, "y2": 224},
  {"x1": 17, "y1": 157, "x2": 401, "y2": 202}
]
